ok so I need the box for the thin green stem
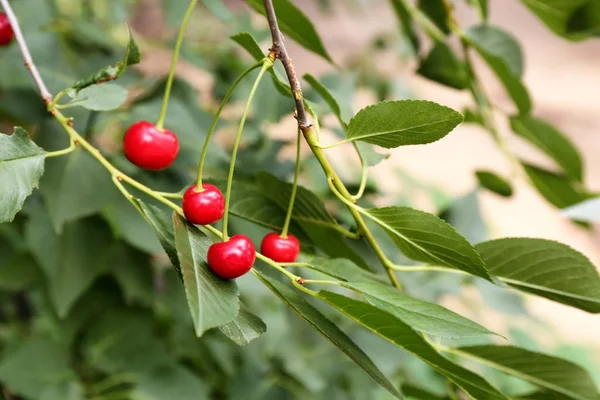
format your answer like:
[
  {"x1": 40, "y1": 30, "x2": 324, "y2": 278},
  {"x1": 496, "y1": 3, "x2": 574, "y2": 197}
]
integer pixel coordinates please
[
  {"x1": 256, "y1": 253, "x2": 300, "y2": 282},
  {"x1": 195, "y1": 59, "x2": 265, "y2": 190},
  {"x1": 279, "y1": 262, "x2": 313, "y2": 268},
  {"x1": 390, "y1": 265, "x2": 466, "y2": 274},
  {"x1": 222, "y1": 60, "x2": 272, "y2": 240},
  {"x1": 318, "y1": 138, "x2": 352, "y2": 149},
  {"x1": 303, "y1": 279, "x2": 341, "y2": 286},
  {"x1": 46, "y1": 140, "x2": 76, "y2": 158},
  {"x1": 281, "y1": 129, "x2": 302, "y2": 237},
  {"x1": 352, "y1": 143, "x2": 368, "y2": 200},
  {"x1": 153, "y1": 191, "x2": 184, "y2": 199},
  {"x1": 155, "y1": 0, "x2": 198, "y2": 130}
]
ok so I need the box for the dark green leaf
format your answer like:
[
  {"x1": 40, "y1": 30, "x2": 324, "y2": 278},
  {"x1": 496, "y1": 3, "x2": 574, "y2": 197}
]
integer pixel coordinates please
[
  {"x1": 69, "y1": 27, "x2": 140, "y2": 90},
  {"x1": 64, "y1": 83, "x2": 128, "y2": 111},
  {"x1": 465, "y1": 25, "x2": 531, "y2": 115},
  {"x1": 0, "y1": 253, "x2": 43, "y2": 290},
  {"x1": 303, "y1": 257, "x2": 387, "y2": 284},
  {"x1": 476, "y1": 170, "x2": 514, "y2": 197},
  {"x1": 523, "y1": 163, "x2": 587, "y2": 209},
  {"x1": 318, "y1": 291, "x2": 508, "y2": 399},
  {"x1": 511, "y1": 116, "x2": 583, "y2": 181},
  {"x1": 342, "y1": 281, "x2": 498, "y2": 338},
  {"x1": 567, "y1": 1, "x2": 600, "y2": 38},
  {"x1": 417, "y1": 42, "x2": 469, "y2": 89},
  {"x1": 0, "y1": 127, "x2": 46, "y2": 223},
  {"x1": 562, "y1": 197, "x2": 600, "y2": 223},
  {"x1": 520, "y1": 0, "x2": 589, "y2": 39},
  {"x1": 219, "y1": 308, "x2": 267, "y2": 346},
  {"x1": 418, "y1": 0, "x2": 451, "y2": 34},
  {"x1": 255, "y1": 272, "x2": 403, "y2": 399},
  {"x1": 453, "y1": 346, "x2": 600, "y2": 400},
  {"x1": 365, "y1": 206, "x2": 492, "y2": 280},
  {"x1": 173, "y1": 214, "x2": 240, "y2": 337},
  {"x1": 476, "y1": 238, "x2": 600, "y2": 313},
  {"x1": 388, "y1": 0, "x2": 420, "y2": 54},
  {"x1": 345, "y1": 100, "x2": 463, "y2": 148},
  {"x1": 132, "y1": 364, "x2": 209, "y2": 400},
  {"x1": 110, "y1": 244, "x2": 154, "y2": 307},
  {"x1": 247, "y1": 0, "x2": 333, "y2": 62},
  {"x1": 402, "y1": 384, "x2": 449, "y2": 400}
]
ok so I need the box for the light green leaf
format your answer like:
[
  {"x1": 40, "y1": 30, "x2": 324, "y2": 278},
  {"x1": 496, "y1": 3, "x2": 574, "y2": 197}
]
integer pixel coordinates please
[
  {"x1": 255, "y1": 272, "x2": 403, "y2": 399},
  {"x1": 452, "y1": 346, "x2": 600, "y2": 400},
  {"x1": 345, "y1": 100, "x2": 463, "y2": 148},
  {"x1": 247, "y1": 0, "x2": 333, "y2": 62},
  {"x1": 476, "y1": 238, "x2": 600, "y2": 313},
  {"x1": 465, "y1": 25, "x2": 531, "y2": 115},
  {"x1": 0, "y1": 127, "x2": 46, "y2": 223},
  {"x1": 303, "y1": 257, "x2": 387, "y2": 284},
  {"x1": 365, "y1": 206, "x2": 492, "y2": 280},
  {"x1": 172, "y1": 213, "x2": 240, "y2": 337},
  {"x1": 511, "y1": 116, "x2": 583, "y2": 181},
  {"x1": 131, "y1": 364, "x2": 209, "y2": 400},
  {"x1": 343, "y1": 281, "x2": 498, "y2": 338},
  {"x1": 418, "y1": 0, "x2": 451, "y2": 34},
  {"x1": 417, "y1": 42, "x2": 469, "y2": 90},
  {"x1": 65, "y1": 83, "x2": 128, "y2": 111},
  {"x1": 40, "y1": 381, "x2": 85, "y2": 400},
  {"x1": 476, "y1": 170, "x2": 514, "y2": 197},
  {"x1": 219, "y1": 308, "x2": 267, "y2": 346},
  {"x1": 562, "y1": 197, "x2": 600, "y2": 223},
  {"x1": 318, "y1": 291, "x2": 508, "y2": 400},
  {"x1": 523, "y1": 163, "x2": 588, "y2": 209}
]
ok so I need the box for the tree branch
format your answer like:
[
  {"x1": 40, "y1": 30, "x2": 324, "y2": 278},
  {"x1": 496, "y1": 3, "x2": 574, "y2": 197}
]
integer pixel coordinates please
[
  {"x1": 0, "y1": 0, "x2": 52, "y2": 102},
  {"x1": 262, "y1": 0, "x2": 311, "y2": 132}
]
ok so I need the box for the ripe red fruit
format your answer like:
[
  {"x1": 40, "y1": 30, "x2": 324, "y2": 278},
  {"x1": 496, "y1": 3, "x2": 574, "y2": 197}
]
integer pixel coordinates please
[
  {"x1": 123, "y1": 121, "x2": 179, "y2": 171},
  {"x1": 261, "y1": 232, "x2": 300, "y2": 263},
  {"x1": 207, "y1": 235, "x2": 256, "y2": 279},
  {"x1": 182, "y1": 184, "x2": 225, "y2": 225},
  {"x1": 0, "y1": 12, "x2": 14, "y2": 46}
]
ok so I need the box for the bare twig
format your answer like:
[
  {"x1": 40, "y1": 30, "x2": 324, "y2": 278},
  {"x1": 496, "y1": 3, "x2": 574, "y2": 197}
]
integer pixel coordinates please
[{"x1": 0, "y1": 0, "x2": 52, "y2": 102}]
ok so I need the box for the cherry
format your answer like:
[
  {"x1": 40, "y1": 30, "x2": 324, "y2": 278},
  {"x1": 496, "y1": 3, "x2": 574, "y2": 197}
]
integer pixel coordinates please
[
  {"x1": 123, "y1": 121, "x2": 179, "y2": 171},
  {"x1": 0, "y1": 13, "x2": 14, "y2": 46},
  {"x1": 182, "y1": 184, "x2": 225, "y2": 225},
  {"x1": 261, "y1": 232, "x2": 300, "y2": 263},
  {"x1": 207, "y1": 234, "x2": 256, "y2": 279}
]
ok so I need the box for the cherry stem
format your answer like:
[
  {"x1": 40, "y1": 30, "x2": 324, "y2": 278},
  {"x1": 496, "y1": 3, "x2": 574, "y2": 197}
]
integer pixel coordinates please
[
  {"x1": 281, "y1": 128, "x2": 302, "y2": 238},
  {"x1": 155, "y1": 0, "x2": 198, "y2": 131},
  {"x1": 352, "y1": 143, "x2": 368, "y2": 201},
  {"x1": 195, "y1": 59, "x2": 265, "y2": 191},
  {"x1": 221, "y1": 60, "x2": 272, "y2": 241}
]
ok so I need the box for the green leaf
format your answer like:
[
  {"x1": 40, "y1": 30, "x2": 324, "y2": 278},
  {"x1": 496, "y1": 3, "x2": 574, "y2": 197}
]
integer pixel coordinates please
[
  {"x1": 364, "y1": 206, "x2": 492, "y2": 280},
  {"x1": 342, "y1": 281, "x2": 498, "y2": 339},
  {"x1": 317, "y1": 291, "x2": 508, "y2": 400},
  {"x1": 0, "y1": 253, "x2": 43, "y2": 290},
  {"x1": 218, "y1": 308, "x2": 267, "y2": 346},
  {"x1": 255, "y1": 272, "x2": 403, "y2": 399},
  {"x1": 132, "y1": 364, "x2": 209, "y2": 400},
  {"x1": 388, "y1": 0, "x2": 420, "y2": 54},
  {"x1": 562, "y1": 197, "x2": 600, "y2": 223},
  {"x1": 465, "y1": 25, "x2": 532, "y2": 115},
  {"x1": 467, "y1": 0, "x2": 489, "y2": 21},
  {"x1": 523, "y1": 163, "x2": 587, "y2": 209},
  {"x1": 520, "y1": 0, "x2": 590, "y2": 39},
  {"x1": 304, "y1": 73, "x2": 346, "y2": 125},
  {"x1": 452, "y1": 346, "x2": 600, "y2": 400},
  {"x1": 0, "y1": 336, "x2": 74, "y2": 399},
  {"x1": 64, "y1": 83, "x2": 128, "y2": 111},
  {"x1": 417, "y1": 42, "x2": 469, "y2": 90},
  {"x1": 172, "y1": 213, "x2": 240, "y2": 337},
  {"x1": 303, "y1": 257, "x2": 387, "y2": 284},
  {"x1": 110, "y1": 244, "x2": 154, "y2": 307},
  {"x1": 40, "y1": 381, "x2": 85, "y2": 400},
  {"x1": 476, "y1": 170, "x2": 514, "y2": 197},
  {"x1": 247, "y1": 0, "x2": 333, "y2": 63},
  {"x1": 345, "y1": 100, "x2": 463, "y2": 148},
  {"x1": 510, "y1": 116, "x2": 583, "y2": 181},
  {"x1": 476, "y1": 238, "x2": 600, "y2": 313},
  {"x1": 418, "y1": 0, "x2": 451, "y2": 34},
  {"x1": 41, "y1": 148, "x2": 118, "y2": 233},
  {"x1": 0, "y1": 127, "x2": 46, "y2": 223},
  {"x1": 69, "y1": 27, "x2": 140, "y2": 91},
  {"x1": 567, "y1": 1, "x2": 600, "y2": 38},
  {"x1": 402, "y1": 384, "x2": 450, "y2": 400}
]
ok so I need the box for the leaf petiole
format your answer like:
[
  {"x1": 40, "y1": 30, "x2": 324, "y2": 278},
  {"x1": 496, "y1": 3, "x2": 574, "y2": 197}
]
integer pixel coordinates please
[
  {"x1": 46, "y1": 140, "x2": 76, "y2": 158},
  {"x1": 281, "y1": 129, "x2": 302, "y2": 238}
]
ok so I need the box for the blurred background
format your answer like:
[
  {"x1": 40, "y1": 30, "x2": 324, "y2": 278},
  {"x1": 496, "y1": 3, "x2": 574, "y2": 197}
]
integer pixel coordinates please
[{"x1": 0, "y1": 0, "x2": 598, "y2": 398}]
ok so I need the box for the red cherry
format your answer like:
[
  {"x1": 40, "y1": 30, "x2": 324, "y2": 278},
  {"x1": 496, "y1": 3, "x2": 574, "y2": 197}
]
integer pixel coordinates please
[
  {"x1": 123, "y1": 121, "x2": 179, "y2": 171},
  {"x1": 207, "y1": 235, "x2": 256, "y2": 279},
  {"x1": 0, "y1": 13, "x2": 14, "y2": 46},
  {"x1": 182, "y1": 184, "x2": 225, "y2": 225},
  {"x1": 260, "y1": 232, "x2": 300, "y2": 263}
]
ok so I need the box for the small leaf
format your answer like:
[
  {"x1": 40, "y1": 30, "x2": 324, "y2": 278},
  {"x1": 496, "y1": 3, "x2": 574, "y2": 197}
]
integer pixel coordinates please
[
  {"x1": 453, "y1": 346, "x2": 600, "y2": 400},
  {"x1": 318, "y1": 291, "x2": 508, "y2": 400},
  {"x1": 69, "y1": 27, "x2": 140, "y2": 91},
  {"x1": 65, "y1": 83, "x2": 128, "y2": 111},
  {"x1": 523, "y1": 163, "x2": 588, "y2": 209},
  {"x1": 465, "y1": 25, "x2": 532, "y2": 115},
  {"x1": 247, "y1": 0, "x2": 333, "y2": 62},
  {"x1": 342, "y1": 281, "x2": 498, "y2": 338},
  {"x1": 172, "y1": 213, "x2": 240, "y2": 337},
  {"x1": 562, "y1": 197, "x2": 600, "y2": 223},
  {"x1": 0, "y1": 127, "x2": 46, "y2": 223},
  {"x1": 417, "y1": 42, "x2": 469, "y2": 90},
  {"x1": 476, "y1": 238, "x2": 600, "y2": 313},
  {"x1": 255, "y1": 271, "x2": 403, "y2": 399},
  {"x1": 219, "y1": 308, "x2": 266, "y2": 346},
  {"x1": 476, "y1": 170, "x2": 514, "y2": 197},
  {"x1": 345, "y1": 100, "x2": 463, "y2": 148},
  {"x1": 511, "y1": 115, "x2": 583, "y2": 181},
  {"x1": 365, "y1": 206, "x2": 492, "y2": 280}
]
